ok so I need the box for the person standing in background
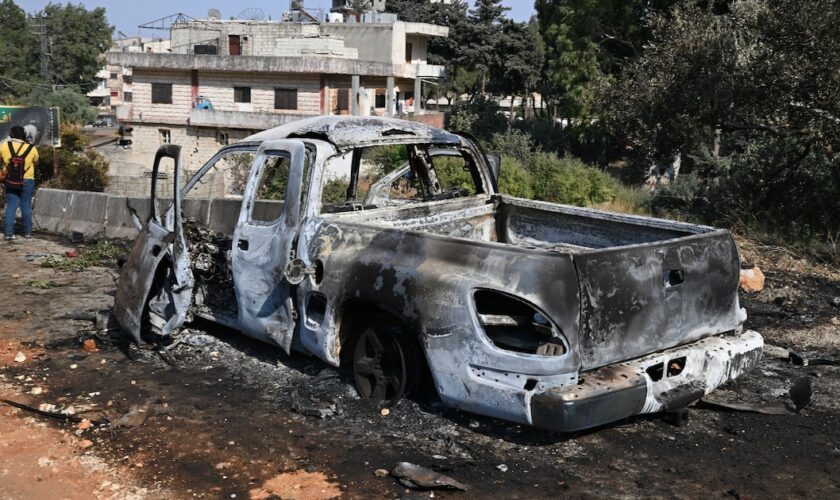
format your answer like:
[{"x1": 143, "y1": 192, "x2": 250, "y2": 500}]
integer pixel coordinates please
[{"x1": 2, "y1": 125, "x2": 39, "y2": 240}]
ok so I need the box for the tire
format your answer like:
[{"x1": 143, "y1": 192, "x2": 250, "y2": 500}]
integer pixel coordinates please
[{"x1": 352, "y1": 323, "x2": 420, "y2": 406}]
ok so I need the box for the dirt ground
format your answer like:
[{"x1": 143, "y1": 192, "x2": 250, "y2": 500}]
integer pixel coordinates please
[{"x1": 0, "y1": 234, "x2": 838, "y2": 499}]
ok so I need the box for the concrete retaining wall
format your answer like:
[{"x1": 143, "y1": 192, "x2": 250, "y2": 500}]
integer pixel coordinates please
[{"x1": 33, "y1": 188, "x2": 262, "y2": 240}]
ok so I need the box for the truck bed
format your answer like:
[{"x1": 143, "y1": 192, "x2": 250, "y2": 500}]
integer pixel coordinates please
[{"x1": 327, "y1": 195, "x2": 744, "y2": 369}]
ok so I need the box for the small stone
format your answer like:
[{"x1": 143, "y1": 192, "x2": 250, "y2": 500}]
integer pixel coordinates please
[
  {"x1": 11, "y1": 273, "x2": 20, "y2": 279},
  {"x1": 77, "y1": 419, "x2": 92, "y2": 430},
  {"x1": 70, "y1": 364, "x2": 78, "y2": 369},
  {"x1": 469, "y1": 421, "x2": 479, "y2": 428},
  {"x1": 380, "y1": 408, "x2": 390, "y2": 416},
  {"x1": 30, "y1": 387, "x2": 43, "y2": 395},
  {"x1": 13, "y1": 352, "x2": 26, "y2": 363},
  {"x1": 374, "y1": 469, "x2": 389, "y2": 477},
  {"x1": 79, "y1": 439, "x2": 93, "y2": 449},
  {"x1": 497, "y1": 464, "x2": 508, "y2": 472}
]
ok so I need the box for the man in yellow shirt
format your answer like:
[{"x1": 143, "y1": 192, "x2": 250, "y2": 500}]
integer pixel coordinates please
[{"x1": 2, "y1": 126, "x2": 39, "y2": 240}]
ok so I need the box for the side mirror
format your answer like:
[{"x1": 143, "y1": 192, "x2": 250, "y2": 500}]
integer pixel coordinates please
[{"x1": 487, "y1": 154, "x2": 501, "y2": 184}]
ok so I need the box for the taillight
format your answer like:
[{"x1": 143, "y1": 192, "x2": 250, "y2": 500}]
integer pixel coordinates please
[{"x1": 473, "y1": 290, "x2": 567, "y2": 357}]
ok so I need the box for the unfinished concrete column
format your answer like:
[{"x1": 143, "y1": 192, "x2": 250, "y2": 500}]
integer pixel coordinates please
[
  {"x1": 351, "y1": 75, "x2": 360, "y2": 116},
  {"x1": 386, "y1": 76, "x2": 395, "y2": 117},
  {"x1": 414, "y1": 77, "x2": 424, "y2": 115}
]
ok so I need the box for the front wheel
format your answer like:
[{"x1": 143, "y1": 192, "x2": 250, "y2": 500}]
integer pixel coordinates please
[{"x1": 352, "y1": 325, "x2": 418, "y2": 406}]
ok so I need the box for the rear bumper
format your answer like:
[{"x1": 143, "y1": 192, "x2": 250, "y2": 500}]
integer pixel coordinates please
[{"x1": 530, "y1": 330, "x2": 764, "y2": 432}]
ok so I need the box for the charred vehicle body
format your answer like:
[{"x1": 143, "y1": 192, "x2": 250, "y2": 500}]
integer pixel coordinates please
[{"x1": 114, "y1": 116, "x2": 763, "y2": 432}]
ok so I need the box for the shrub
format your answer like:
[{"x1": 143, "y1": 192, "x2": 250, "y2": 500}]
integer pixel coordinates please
[
  {"x1": 497, "y1": 156, "x2": 534, "y2": 198},
  {"x1": 365, "y1": 145, "x2": 407, "y2": 176},
  {"x1": 530, "y1": 153, "x2": 617, "y2": 206},
  {"x1": 489, "y1": 129, "x2": 539, "y2": 164},
  {"x1": 58, "y1": 149, "x2": 109, "y2": 191},
  {"x1": 447, "y1": 95, "x2": 507, "y2": 143}
]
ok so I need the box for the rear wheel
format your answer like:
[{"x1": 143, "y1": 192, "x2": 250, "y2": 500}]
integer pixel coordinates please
[{"x1": 352, "y1": 324, "x2": 418, "y2": 406}]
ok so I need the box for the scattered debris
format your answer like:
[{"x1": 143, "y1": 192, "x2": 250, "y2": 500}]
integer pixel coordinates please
[
  {"x1": 380, "y1": 408, "x2": 390, "y2": 416},
  {"x1": 374, "y1": 469, "x2": 389, "y2": 477},
  {"x1": 739, "y1": 266, "x2": 765, "y2": 292},
  {"x1": 1, "y1": 398, "x2": 107, "y2": 425},
  {"x1": 79, "y1": 439, "x2": 93, "y2": 449},
  {"x1": 30, "y1": 387, "x2": 43, "y2": 395},
  {"x1": 763, "y1": 344, "x2": 790, "y2": 359},
  {"x1": 77, "y1": 419, "x2": 93, "y2": 430},
  {"x1": 65, "y1": 250, "x2": 79, "y2": 258},
  {"x1": 390, "y1": 462, "x2": 470, "y2": 491},
  {"x1": 497, "y1": 464, "x2": 508, "y2": 472},
  {"x1": 700, "y1": 397, "x2": 792, "y2": 415},
  {"x1": 113, "y1": 397, "x2": 160, "y2": 428},
  {"x1": 82, "y1": 339, "x2": 98, "y2": 352},
  {"x1": 789, "y1": 351, "x2": 840, "y2": 367},
  {"x1": 14, "y1": 352, "x2": 26, "y2": 363},
  {"x1": 789, "y1": 377, "x2": 813, "y2": 413}
]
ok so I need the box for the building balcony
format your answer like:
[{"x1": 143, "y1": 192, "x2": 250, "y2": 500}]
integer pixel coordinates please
[{"x1": 189, "y1": 108, "x2": 316, "y2": 130}]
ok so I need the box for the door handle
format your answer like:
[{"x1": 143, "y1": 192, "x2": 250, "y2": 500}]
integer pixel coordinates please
[{"x1": 237, "y1": 239, "x2": 249, "y2": 251}]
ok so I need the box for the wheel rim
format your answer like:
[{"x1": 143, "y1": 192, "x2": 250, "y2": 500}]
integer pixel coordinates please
[{"x1": 353, "y1": 327, "x2": 408, "y2": 405}]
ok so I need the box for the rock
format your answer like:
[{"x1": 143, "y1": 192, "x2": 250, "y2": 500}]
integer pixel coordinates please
[
  {"x1": 79, "y1": 439, "x2": 93, "y2": 449},
  {"x1": 77, "y1": 419, "x2": 92, "y2": 430},
  {"x1": 739, "y1": 267, "x2": 765, "y2": 292},
  {"x1": 14, "y1": 352, "x2": 26, "y2": 363},
  {"x1": 70, "y1": 364, "x2": 78, "y2": 369},
  {"x1": 380, "y1": 408, "x2": 390, "y2": 416},
  {"x1": 497, "y1": 464, "x2": 508, "y2": 472},
  {"x1": 82, "y1": 339, "x2": 97, "y2": 352},
  {"x1": 30, "y1": 387, "x2": 43, "y2": 395},
  {"x1": 374, "y1": 469, "x2": 389, "y2": 477}
]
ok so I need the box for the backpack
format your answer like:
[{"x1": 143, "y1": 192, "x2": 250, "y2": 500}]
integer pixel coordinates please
[{"x1": 5, "y1": 141, "x2": 34, "y2": 189}]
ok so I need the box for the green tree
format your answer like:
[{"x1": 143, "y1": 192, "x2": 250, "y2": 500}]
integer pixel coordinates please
[
  {"x1": 536, "y1": 0, "x2": 678, "y2": 120},
  {"x1": 25, "y1": 86, "x2": 97, "y2": 125},
  {"x1": 41, "y1": 3, "x2": 112, "y2": 88},
  {"x1": 466, "y1": 0, "x2": 509, "y2": 94},
  {"x1": 0, "y1": 0, "x2": 38, "y2": 100},
  {"x1": 607, "y1": 0, "x2": 840, "y2": 238}
]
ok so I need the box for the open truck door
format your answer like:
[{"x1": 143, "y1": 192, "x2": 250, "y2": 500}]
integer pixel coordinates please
[
  {"x1": 114, "y1": 145, "x2": 194, "y2": 344},
  {"x1": 231, "y1": 139, "x2": 307, "y2": 354}
]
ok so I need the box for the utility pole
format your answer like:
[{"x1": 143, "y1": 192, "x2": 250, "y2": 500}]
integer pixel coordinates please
[
  {"x1": 30, "y1": 14, "x2": 50, "y2": 88},
  {"x1": 30, "y1": 14, "x2": 59, "y2": 179}
]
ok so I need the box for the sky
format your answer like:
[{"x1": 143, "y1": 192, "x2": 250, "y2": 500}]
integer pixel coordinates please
[{"x1": 17, "y1": 1, "x2": 535, "y2": 37}]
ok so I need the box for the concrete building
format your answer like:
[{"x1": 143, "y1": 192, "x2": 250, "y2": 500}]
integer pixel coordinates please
[
  {"x1": 104, "y1": 9, "x2": 448, "y2": 195},
  {"x1": 88, "y1": 37, "x2": 171, "y2": 117}
]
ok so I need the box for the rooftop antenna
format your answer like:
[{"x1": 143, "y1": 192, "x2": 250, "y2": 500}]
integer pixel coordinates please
[
  {"x1": 237, "y1": 8, "x2": 266, "y2": 21},
  {"x1": 207, "y1": 8, "x2": 222, "y2": 20}
]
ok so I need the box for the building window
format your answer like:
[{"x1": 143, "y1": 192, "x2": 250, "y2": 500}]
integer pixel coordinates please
[
  {"x1": 123, "y1": 75, "x2": 132, "y2": 85},
  {"x1": 274, "y1": 88, "x2": 298, "y2": 110},
  {"x1": 375, "y1": 91, "x2": 386, "y2": 109},
  {"x1": 124, "y1": 92, "x2": 133, "y2": 103},
  {"x1": 152, "y1": 83, "x2": 172, "y2": 104},
  {"x1": 234, "y1": 86, "x2": 251, "y2": 103},
  {"x1": 159, "y1": 129, "x2": 171, "y2": 144},
  {"x1": 110, "y1": 91, "x2": 119, "y2": 97},
  {"x1": 217, "y1": 130, "x2": 229, "y2": 145},
  {"x1": 405, "y1": 42, "x2": 413, "y2": 63},
  {"x1": 110, "y1": 72, "x2": 118, "y2": 80}
]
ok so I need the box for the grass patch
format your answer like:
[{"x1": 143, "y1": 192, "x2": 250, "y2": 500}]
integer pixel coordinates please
[
  {"x1": 41, "y1": 240, "x2": 126, "y2": 272},
  {"x1": 27, "y1": 279, "x2": 61, "y2": 289}
]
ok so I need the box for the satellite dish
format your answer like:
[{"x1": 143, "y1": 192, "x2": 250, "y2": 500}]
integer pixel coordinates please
[
  {"x1": 237, "y1": 8, "x2": 266, "y2": 21},
  {"x1": 208, "y1": 8, "x2": 222, "y2": 20}
]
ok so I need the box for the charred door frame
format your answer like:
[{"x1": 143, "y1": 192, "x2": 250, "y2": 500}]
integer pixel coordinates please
[
  {"x1": 114, "y1": 144, "x2": 194, "y2": 344},
  {"x1": 231, "y1": 139, "x2": 308, "y2": 353}
]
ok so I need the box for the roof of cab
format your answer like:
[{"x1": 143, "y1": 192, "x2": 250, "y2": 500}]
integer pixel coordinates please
[{"x1": 242, "y1": 116, "x2": 463, "y2": 149}]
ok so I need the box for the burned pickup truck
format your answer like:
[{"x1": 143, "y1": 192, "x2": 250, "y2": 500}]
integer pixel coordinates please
[{"x1": 114, "y1": 116, "x2": 763, "y2": 432}]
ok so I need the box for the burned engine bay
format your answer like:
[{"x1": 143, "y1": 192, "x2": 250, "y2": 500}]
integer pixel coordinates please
[{"x1": 184, "y1": 219, "x2": 237, "y2": 319}]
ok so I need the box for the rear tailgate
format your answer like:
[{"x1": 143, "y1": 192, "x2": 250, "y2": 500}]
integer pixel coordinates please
[{"x1": 573, "y1": 230, "x2": 745, "y2": 370}]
